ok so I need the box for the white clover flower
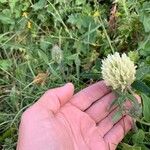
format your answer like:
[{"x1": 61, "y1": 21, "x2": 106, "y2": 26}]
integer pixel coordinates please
[{"x1": 101, "y1": 52, "x2": 136, "y2": 91}]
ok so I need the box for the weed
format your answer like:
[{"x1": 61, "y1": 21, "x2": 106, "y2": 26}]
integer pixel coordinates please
[{"x1": 0, "y1": 0, "x2": 150, "y2": 149}]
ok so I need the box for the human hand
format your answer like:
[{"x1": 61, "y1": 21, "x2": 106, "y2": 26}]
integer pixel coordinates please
[{"x1": 17, "y1": 81, "x2": 135, "y2": 150}]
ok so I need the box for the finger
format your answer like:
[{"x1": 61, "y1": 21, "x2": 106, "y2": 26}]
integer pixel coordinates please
[
  {"x1": 104, "y1": 115, "x2": 133, "y2": 150},
  {"x1": 136, "y1": 95, "x2": 141, "y2": 103},
  {"x1": 86, "y1": 93, "x2": 140, "y2": 123},
  {"x1": 85, "y1": 92, "x2": 117, "y2": 123},
  {"x1": 36, "y1": 83, "x2": 74, "y2": 113},
  {"x1": 70, "y1": 81, "x2": 111, "y2": 111},
  {"x1": 97, "y1": 94, "x2": 140, "y2": 139},
  {"x1": 123, "y1": 94, "x2": 141, "y2": 109},
  {"x1": 97, "y1": 95, "x2": 139, "y2": 137},
  {"x1": 97, "y1": 108, "x2": 123, "y2": 137}
]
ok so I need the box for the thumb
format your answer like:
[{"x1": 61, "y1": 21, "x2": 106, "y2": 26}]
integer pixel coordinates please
[{"x1": 36, "y1": 83, "x2": 74, "y2": 113}]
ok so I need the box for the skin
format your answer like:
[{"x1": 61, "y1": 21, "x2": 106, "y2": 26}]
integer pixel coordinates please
[{"x1": 17, "y1": 81, "x2": 135, "y2": 150}]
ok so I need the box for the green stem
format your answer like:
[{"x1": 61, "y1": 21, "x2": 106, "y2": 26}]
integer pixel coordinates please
[
  {"x1": 122, "y1": 0, "x2": 129, "y2": 18},
  {"x1": 99, "y1": 16, "x2": 115, "y2": 53},
  {"x1": 136, "y1": 118, "x2": 150, "y2": 126}
]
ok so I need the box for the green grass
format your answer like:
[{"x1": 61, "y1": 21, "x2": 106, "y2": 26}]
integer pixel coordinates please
[{"x1": 0, "y1": 0, "x2": 150, "y2": 149}]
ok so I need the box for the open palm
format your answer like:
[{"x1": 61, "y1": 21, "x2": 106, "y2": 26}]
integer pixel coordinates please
[{"x1": 17, "y1": 81, "x2": 133, "y2": 150}]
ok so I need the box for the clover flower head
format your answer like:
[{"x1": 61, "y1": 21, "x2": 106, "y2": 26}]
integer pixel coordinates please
[
  {"x1": 51, "y1": 45, "x2": 63, "y2": 64},
  {"x1": 101, "y1": 52, "x2": 136, "y2": 91}
]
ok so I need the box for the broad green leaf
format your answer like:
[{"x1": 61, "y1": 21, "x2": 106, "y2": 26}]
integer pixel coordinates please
[
  {"x1": 38, "y1": 50, "x2": 49, "y2": 64},
  {"x1": 128, "y1": 104, "x2": 142, "y2": 118},
  {"x1": 132, "y1": 129, "x2": 145, "y2": 144},
  {"x1": 66, "y1": 54, "x2": 78, "y2": 60},
  {"x1": 0, "y1": 112, "x2": 10, "y2": 122},
  {"x1": 40, "y1": 37, "x2": 50, "y2": 50},
  {"x1": 136, "y1": 66, "x2": 150, "y2": 80},
  {"x1": 9, "y1": 0, "x2": 19, "y2": 13},
  {"x1": 128, "y1": 51, "x2": 140, "y2": 63},
  {"x1": 140, "y1": 145, "x2": 149, "y2": 150},
  {"x1": 138, "y1": 36, "x2": 150, "y2": 56},
  {"x1": 140, "y1": 2, "x2": 150, "y2": 32},
  {"x1": 0, "y1": 0, "x2": 7, "y2": 3},
  {"x1": 0, "y1": 128, "x2": 15, "y2": 142},
  {"x1": 0, "y1": 14, "x2": 14, "y2": 24},
  {"x1": 75, "y1": 0, "x2": 86, "y2": 5},
  {"x1": 32, "y1": 0, "x2": 47, "y2": 11},
  {"x1": 0, "y1": 59, "x2": 12, "y2": 70},
  {"x1": 73, "y1": 41, "x2": 88, "y2": 54},
  {"x1": 143, "y1": 14, "x2": 150, "y2": 32},
  {"x1": 125, "y1": 92, "x2": 142, "y2": 118},
  {"x1": 121, "y1": 143, "x2": 141, "y2": 150},
  {"x1": 67, "y1": 14, "x2": 96, "y2": 29},
  {"x1": 125, "y1": 92, "x2": 137, "y2": 104},
  {"x1": 109, "y1": 92, "x2": 126, "y2": 109},
  {"x1": 82, "y1": 24, "x2": 100, "y2": 43},
  {"x1": 67, "y1": 14, "x2": 77, "y2": 24},
  {"x1": 141, "y1": 93, "x2": 150, "y2": 122},
  {"x1": 132, "y1": 80, "x2": 150, "y2": 96}
]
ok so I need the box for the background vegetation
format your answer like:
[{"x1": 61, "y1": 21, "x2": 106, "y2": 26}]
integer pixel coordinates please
[{"x1": 0, "y1": 0, "x2": 150, "y2": 149}]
